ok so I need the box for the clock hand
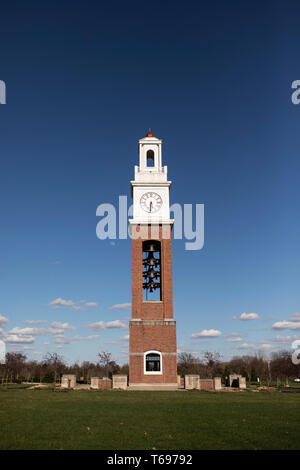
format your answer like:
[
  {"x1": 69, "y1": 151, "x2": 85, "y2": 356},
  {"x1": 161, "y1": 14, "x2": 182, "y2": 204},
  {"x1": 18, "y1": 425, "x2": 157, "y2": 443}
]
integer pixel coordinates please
[{"x1": 150, "y1": 201, "x2": 152, "y2": 212}]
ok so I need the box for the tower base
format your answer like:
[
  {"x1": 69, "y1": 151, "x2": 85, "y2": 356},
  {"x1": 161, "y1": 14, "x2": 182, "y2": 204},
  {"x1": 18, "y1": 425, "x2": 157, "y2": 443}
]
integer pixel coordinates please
[{"x1": 128, "y1": 383, "x2": 179, "y2": 391}]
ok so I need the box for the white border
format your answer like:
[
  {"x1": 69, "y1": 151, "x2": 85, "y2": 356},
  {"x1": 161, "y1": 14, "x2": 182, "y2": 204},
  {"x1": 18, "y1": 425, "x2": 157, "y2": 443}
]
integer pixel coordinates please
[{"x1": 144, "y1": 350, "x2": 162, "y2": 375}]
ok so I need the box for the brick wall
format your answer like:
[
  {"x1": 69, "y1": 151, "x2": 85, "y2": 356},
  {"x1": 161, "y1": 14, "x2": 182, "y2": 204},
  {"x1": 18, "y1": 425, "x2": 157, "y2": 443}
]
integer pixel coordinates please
[
  {"x1": 129, "y1": 224, "x2": 177, "y2": 384},
  {"x1": 98, "y1": 378, "x2": 112, "y2": 390},
  {"x1": 131, "y1": 225, "x2": 174, "y2": 321},
  {"x1": 199, "y1": 379, "x2": 214, "y2": 391},
  {"x1": 130, "y1": 354, "x2": 177, "y2": 384}
]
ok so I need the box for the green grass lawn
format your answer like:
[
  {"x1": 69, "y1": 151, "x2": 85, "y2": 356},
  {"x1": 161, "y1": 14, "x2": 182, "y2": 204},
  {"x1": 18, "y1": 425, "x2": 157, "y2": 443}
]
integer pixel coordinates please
[{"x1": 0, "y1": 389, "x2": 299, "y2": 450}]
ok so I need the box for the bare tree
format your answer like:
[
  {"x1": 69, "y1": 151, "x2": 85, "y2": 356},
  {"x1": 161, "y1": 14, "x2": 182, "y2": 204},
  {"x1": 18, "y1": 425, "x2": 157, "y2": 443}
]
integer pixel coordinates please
[
  {"x1": 43, "y1": 352, "x2": 66, "y2": 387},
  {"x1": 271, "y1": 350, "x2": 300, "y2": 383},
  {"x1": 177, "y1": 352, "x2": 198, "y2": 376},
  {"x1": 203, "y1": 352, "x2": 222, "y2": 378},
  {"x1": 5, "y1": 353, "x2": 27, "y2": 382},
  {"x1": 97, "y1": 351, "x2": 112, "y2": 378}
]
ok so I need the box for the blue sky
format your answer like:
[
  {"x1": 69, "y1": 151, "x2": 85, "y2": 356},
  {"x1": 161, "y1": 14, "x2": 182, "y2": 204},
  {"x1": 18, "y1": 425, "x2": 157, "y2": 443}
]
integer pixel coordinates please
[{"x1": 0, "y1": 1, "x2": 299, "y2": 364}]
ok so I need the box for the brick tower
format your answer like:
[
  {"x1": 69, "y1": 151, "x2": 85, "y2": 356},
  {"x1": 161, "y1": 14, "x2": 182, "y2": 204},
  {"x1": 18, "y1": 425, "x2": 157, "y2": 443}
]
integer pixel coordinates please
[{"x1": 129, "y1": 130, "x2": 178, "y2": 390}]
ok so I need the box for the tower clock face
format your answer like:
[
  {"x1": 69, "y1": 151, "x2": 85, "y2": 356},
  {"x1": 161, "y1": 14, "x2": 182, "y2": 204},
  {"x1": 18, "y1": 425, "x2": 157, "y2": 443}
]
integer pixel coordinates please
[{"x1": 140, "y1": 192, "x2": 163, "y2": 213}]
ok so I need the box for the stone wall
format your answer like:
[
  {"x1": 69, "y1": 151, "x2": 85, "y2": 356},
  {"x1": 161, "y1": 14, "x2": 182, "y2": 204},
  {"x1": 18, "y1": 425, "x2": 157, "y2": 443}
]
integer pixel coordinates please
[
  {"x1": 61, "y1": 374, "x2": 76, "y2": 388},
  {"x1": 239, "y1": 377, "x2": 247, "y2": 389},
  {"x1": 112, "y1": 375, "x2": 128, "y2": 390},
  {"x1": 228, "y1": 374, "x2": 246, "y2": 388},
  {"x1": 185, "y1": 375, "x2": 200, "y2": 390},
  {"x1": 214, "y1": 377, "x2": 222, "y2": 390}
]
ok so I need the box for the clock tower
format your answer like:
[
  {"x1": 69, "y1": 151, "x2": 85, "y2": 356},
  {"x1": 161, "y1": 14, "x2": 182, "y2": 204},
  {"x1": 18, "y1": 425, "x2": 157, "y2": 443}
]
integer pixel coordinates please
[{"x1": 129, "y1": 130, "x2": 178, "y2": 390}]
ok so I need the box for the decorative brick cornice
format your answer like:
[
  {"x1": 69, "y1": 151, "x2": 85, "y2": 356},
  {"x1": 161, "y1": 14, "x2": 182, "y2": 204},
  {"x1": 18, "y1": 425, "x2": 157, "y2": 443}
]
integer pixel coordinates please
[{"x1": 129, "y1": 320, "x2": 176, "y2": 326}]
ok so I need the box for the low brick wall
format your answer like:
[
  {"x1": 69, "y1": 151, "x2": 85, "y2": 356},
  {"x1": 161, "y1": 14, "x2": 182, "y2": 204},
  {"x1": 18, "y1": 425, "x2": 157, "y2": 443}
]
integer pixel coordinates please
[
  {"x1": 200, "y1": 379, "x2": 214, "y2": 391},
  {"x1": 98, "y1": 378, "x2": 112, "y2": 390},
  {"x1": 91, "y1": 377, "x2": 112, "y2": 390}
]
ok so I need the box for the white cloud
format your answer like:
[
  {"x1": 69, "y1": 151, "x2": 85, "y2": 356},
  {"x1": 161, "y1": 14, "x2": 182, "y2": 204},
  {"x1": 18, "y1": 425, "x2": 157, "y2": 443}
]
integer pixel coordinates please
[
  {"x1": 272, "y1": 335, "x2": 299, "y2": 343},
  {"x1": 8, "y1": 346, "x2": 34, "y2": 352},
  {"x1": 236, "y1": 343, "x2": 256, "y2": 350},
  {"x1": 6, "y1": 326, "x2": 70, "y2": 337},
  {"x1": 22, "y1": 320, "x2": 48, "y2": 325},
  {"x1": 226, "y1": 336, "x2": 243, "y2": 343},
  {"x1": 0, "y1": 315, "x2": 9, "y2": 327},
  {"x1": 7, "y1": 327, "x2": 48, "y2": 336},
  {"x1": 49, "y1": 297, "x2": 98, "y2": 310},
  {"x1": 73, "y1": 335, "x2": 100, "y2": 342},
  {"x1": 5, "y1": 334, "x2": 35, "y2": 344},
  {"x1": 49, "y1": 297, "x2": 82, "y2": 311},
  {"x1": 239, "y1": 313, "x2": 260, "y2": 321},
  {"x1": 120, "y1": 335, "x2": 129, "y2": 341},
  {"x1": 272, "y1": 321, "x2": 300, "y2": 331},
  {"x1": 290, "y1": 313, "x2": 300, "y2": 321},
  {"x1": 47, "y1": 328, "x2": 64, "y2": 335},
  {"x1": 259, "y1": 343, "x2": 275, "y2": 350},
  {"x1": 51, "y1": 322, "x2": 75, "y2": 330},
  {"x1": 109, "y1": 303, "x2": 131, "y2": 310},
  {"x1": 191, "y1": 329, "x2": 222, "y2": 339},
  {"x1": 54, "y1": 337, "x2": 72, "y2": 344},
  {"x1": 54, "y1": 334, "x2": 100, "y2": 345},
  {"x1": 87, "y1": 320, "x2": 128, "y2": 331}
]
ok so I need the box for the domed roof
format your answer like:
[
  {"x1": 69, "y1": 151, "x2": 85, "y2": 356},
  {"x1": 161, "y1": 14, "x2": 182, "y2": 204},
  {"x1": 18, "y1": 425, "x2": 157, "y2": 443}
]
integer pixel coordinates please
[{"x1": 145, "y1": 128, "x2": 154, "y2": 137}]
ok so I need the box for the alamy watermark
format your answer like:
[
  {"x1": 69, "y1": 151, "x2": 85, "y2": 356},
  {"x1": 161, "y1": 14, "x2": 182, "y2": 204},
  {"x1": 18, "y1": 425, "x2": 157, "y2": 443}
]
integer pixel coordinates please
[
  {"x1": 291, "y1": 339, "x2": 300, "y2": 365},
  {"x1": 0, "y1": 80, "x2": 6, "y2": 104},
  {"x1": 96, "y1": 196, "x2": 204, "y2": 251},
  {"x1": 0, "y1": 340, "x2": 5, "y2": 364},
  {"x1": 291, "y1": 80, "x2": 300, "y2": 104}
]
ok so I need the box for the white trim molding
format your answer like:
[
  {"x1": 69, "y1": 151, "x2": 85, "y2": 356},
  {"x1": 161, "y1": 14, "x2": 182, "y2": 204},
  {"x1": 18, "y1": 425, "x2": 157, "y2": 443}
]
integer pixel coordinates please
[{"x1": 144, "y1": 350, "x2": 162, "y2": 375}]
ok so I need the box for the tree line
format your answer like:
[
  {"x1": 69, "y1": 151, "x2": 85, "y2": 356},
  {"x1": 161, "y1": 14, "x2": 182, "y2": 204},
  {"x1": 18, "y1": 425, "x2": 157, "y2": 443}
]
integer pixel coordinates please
[
  {"x1": 0, "y1": 349, "x2": 299, "y2": 384},
  {"x1": 177, "y1": 351, "x2": 300, "y2": 384},
  {"x1": 0, "y1": 351, "x2": 128, "y2": 384}
]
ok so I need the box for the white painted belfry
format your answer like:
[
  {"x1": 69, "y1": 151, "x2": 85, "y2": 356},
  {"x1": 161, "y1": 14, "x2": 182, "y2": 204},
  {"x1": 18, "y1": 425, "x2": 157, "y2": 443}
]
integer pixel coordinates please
[{"x1": 130, "y1": 131, "x2": 174, "y2": 226}]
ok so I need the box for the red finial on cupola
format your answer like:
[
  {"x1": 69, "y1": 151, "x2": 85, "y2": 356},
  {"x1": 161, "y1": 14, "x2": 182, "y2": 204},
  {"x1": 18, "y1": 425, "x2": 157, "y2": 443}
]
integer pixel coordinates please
[{"x1": 146, "y1": 128, "x2": 154, "y2": 137}]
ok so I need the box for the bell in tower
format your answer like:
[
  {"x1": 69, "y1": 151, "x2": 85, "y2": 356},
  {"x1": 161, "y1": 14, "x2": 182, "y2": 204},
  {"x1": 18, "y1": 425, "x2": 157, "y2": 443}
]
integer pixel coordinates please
[{"x1": 142, "y1": 240, "x2": 161, "y2": 300}]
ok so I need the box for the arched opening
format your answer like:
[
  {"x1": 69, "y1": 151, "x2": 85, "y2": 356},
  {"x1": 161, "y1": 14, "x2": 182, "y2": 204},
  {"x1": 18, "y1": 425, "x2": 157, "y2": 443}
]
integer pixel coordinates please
[
  {"x1": 144, "y1": 351, "x2": 162, "y2": 374},
  {"x1": 142, "y1": 240, "x2": 161, "y2": 301},
  {"x1": 146, "y1": 150, "x2": 155, "y2": 167}
]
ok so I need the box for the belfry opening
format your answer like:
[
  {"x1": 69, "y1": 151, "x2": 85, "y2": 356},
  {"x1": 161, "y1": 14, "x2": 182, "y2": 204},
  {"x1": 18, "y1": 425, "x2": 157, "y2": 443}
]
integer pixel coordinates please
[{"x1": 142, "y1": 240, "x2": 161, "y2": 301}]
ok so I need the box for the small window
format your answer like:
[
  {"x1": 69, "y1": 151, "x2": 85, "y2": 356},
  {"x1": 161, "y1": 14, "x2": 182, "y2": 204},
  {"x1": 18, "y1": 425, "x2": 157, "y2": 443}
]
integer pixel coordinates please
[
  {"x1": 145, "y1": 351, "x2": 162, "y2": 374},
  {"x1": 146, "y1": 150, "x2": 154, "y2": 167}
]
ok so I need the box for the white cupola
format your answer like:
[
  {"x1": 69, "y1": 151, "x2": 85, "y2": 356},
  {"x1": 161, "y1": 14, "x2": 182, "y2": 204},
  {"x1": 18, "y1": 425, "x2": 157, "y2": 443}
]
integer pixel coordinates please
[
  {"x1": 133, "y1": 129, "x2": 168, "y2": 183},
  {"x1": 130, "y1": 130, "x2": 173, "y2": 225}
]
